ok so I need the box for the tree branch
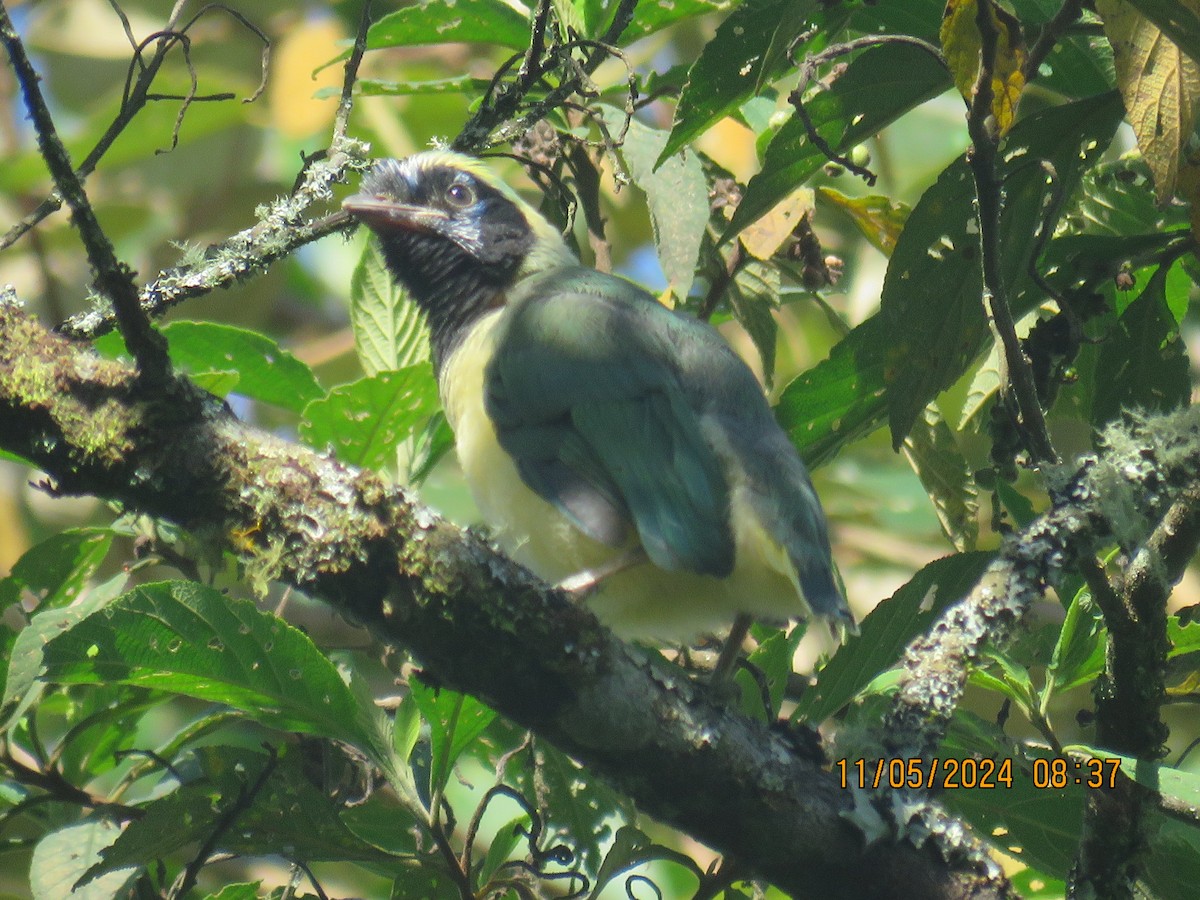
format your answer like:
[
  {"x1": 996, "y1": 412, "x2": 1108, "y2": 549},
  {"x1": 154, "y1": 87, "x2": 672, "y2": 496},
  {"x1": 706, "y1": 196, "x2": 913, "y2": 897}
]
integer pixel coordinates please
[
  {"x1": 884, "y1": 406, "x2": 1200, "y2": 756},
  {"x1": 57, "y1": 5, "x2": 372, "y2": 341},
  {"x1": 965, "y1": 0, "x2": 1058, "y2": 465},
  {"x1": 0, "y1": 299, "x2": 1010, "y2": 900},
  {"x1": 1073, "y1": 484, "x2": 1200, "y2": 896},
  {"x1": 0, "y1": 1, "x2": 169, "y2": 382}
]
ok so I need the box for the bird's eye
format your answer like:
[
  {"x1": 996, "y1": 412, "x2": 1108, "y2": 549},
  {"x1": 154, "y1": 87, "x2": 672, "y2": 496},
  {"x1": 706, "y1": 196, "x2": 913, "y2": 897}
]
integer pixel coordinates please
[{"x1": 446, "y1": 181, "x2": 475, "y2": 207}]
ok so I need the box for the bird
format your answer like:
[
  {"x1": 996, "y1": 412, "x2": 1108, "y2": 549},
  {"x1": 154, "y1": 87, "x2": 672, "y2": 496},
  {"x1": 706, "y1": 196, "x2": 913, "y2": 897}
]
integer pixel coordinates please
[{"x1": 342, "y1": 150, "x2": 853, "y2": 657}]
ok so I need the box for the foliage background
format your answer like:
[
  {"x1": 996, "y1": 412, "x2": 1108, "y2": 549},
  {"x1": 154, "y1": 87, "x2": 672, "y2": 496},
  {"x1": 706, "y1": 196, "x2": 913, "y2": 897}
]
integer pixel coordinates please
[{"x1": 0, "y1": 0, "x2": 1198, "y2": 898}]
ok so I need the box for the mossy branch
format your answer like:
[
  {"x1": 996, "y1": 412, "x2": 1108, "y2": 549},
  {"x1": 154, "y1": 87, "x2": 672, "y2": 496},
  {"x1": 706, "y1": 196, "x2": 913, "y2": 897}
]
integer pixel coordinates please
[{"x1": 0, "y1": 298, "x2": 1011, "y2": 900}]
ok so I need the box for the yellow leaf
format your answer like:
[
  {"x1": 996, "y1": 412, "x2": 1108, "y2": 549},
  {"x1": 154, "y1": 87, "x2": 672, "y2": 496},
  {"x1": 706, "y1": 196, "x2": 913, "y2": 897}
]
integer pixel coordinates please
[
  {"x1": 268, "y1": 16, "x2": 347, "y2": 139},
  {"x1": 940, "y1": 0, "x2": 1027, "y2": 134},
  {"x1": 738, "y1": 188, "x2": 815, "y2": 260},
  {"x1": 1097, "y1": 0, "x2": 1200, "y2": 204},
  {"x1": 817, "y1": 187, "x2": 911, "y2": 257}
]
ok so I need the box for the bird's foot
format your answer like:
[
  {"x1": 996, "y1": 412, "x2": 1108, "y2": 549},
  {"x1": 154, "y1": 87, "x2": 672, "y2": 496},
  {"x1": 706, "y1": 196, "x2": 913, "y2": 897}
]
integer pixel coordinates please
[{"x1": 709, "y1": 613, "x2": 754, "y2": 688}]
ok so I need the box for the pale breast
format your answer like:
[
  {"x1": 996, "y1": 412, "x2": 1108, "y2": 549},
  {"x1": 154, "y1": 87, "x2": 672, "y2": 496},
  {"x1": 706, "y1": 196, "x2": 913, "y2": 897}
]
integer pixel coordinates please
[{"x1": 437, "y1": 312, "x2": 810, "y2": 640}]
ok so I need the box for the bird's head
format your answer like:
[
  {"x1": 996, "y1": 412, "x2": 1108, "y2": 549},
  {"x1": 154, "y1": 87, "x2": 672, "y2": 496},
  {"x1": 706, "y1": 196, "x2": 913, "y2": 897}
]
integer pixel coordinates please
[{"x1": 344, "y1": 151, "x2": 573, "y2": 307}]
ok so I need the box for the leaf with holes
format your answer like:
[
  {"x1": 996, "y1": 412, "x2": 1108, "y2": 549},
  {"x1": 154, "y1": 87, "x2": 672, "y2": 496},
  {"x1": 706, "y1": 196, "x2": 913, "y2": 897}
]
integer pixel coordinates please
[
  {"x1": 1097, "y1": 0, "x2": 1200, "y2": 202},
  {"x1": 300, "y1": 367, "x2": 442, "y2": 472}
]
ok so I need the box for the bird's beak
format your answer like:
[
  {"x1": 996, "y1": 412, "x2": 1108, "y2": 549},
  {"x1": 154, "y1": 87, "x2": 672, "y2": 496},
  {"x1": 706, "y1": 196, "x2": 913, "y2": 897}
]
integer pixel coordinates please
[{"x1": 342, "y1": 194, "x2": 448, "y2": 234}]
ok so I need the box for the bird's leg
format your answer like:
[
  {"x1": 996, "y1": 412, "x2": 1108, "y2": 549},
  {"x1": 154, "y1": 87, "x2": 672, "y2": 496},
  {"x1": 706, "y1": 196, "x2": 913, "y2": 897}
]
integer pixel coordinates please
[
  {"x1": 710, "y1": 613, "x2": 754, "y2": 687},
  {"x1": 555, "y1": 547, "x2": 648, "y2": 597}
]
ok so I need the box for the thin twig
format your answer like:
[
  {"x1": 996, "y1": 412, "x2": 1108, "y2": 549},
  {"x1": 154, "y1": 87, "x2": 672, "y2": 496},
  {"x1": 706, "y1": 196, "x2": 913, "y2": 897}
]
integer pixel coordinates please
[
  {"x1": 0, "y1": 5, "x2": 268, "y2": 252},
  {"x1": 0, "y1": 0, "x2": 171, "y2": 381},
  {"x1": 59, "y1": 3, "x2": 370, "y2": 341},
  {"x1": 787, "y1": 35, "x2": 947, "y2": 186},
  {"x1": 336, "y1": 0, "x2": 373, "y2": 143},
  {"x1": 964, "y1": 0, "x2": 1058, "y2": 464},
  {"x1": 1023, "y1": 0, "x2": 1085, "y2": 83},
  {"x1": 453, "y1": 0, "x2": 639, "y2": 153},
  {"x1": 697, "y1": 241, "x2": 744, "y2": 322},
  {"x1": 170, "y1": 745, "x2": 280, "y2": 899}
]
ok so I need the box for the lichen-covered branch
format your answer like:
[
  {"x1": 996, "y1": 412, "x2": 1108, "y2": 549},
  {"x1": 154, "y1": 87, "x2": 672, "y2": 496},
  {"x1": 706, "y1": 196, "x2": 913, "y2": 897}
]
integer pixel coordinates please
[
  {"x1": 58, "y1": 3, "x2": 373, "y2": 341},
  {"x1": 1073, "y1": 485, "x2": 1200, "y2": 897},
  {"x1": 885, "y1": 410, "x2": 1200, "y2": 758},
  {"x1": 0, "y1": 298, "x2": 1010, "y2": 900}
]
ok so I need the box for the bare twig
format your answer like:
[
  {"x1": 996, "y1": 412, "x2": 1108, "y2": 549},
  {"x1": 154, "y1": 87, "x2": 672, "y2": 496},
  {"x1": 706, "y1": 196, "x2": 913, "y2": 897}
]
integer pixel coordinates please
[
  {"x1": 1023, "y1": 0, "x2": 1085, "y2": 82},
  {"x1": 336, "y1": 0, "x2": 374, "y2": 143},
  {"x1": 964, "y1": 0, "x2": 1058, "y2": 464},
  {"x1": 697, "y1": 241, "x2": 745, "y2": 322},
  {"x1": 169, "y1": 745, "x2": 279, "y2": 899},
  {"x1": 0, "y1": 4, "x2": 268, "y2": 253},
  {"x1": 453, "y1": 0, "x2": 639, "y2": 153},
  {"x1": 0, "y1": 0, "x2": 170, "y2": 382},
  {"x1": 787, "y1": 35, "x2": 948, "y2": 186},
  {"x1": 59, "y1": 4, "x2": 371, "y2": 340}
]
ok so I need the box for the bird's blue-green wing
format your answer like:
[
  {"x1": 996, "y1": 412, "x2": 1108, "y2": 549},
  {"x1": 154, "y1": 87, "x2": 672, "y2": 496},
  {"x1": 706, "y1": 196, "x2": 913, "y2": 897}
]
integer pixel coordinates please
[{"x1": 485, "y1": 267, "x2": 735, "y2": 577}]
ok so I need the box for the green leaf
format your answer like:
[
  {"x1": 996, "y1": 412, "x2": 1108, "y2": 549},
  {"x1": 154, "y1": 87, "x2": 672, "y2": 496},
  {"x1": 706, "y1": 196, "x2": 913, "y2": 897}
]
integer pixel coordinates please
[
  {"x1": 84, "y1": 746, "x2": 398, "y2": 885},
  {"x1": 793, "y1": 551, "x2": 993, "y2": 722},
  {"x1": 973, "y1": 648, "x2": 1039, "y2": 717},
  {"x1": 901, "y1": 405, "x2": 979, "y2": 551},
  {"x1": 2, "y1": 573, "x2": 128, "y2": 730},
  {"x1": 480, "y1": 814, "x2": 530, "y2": 885},
  {"x1": 1064, "y1": 157, "x2": 1191, "y2": 237},
  {"x1": 409, "y1": 681, "x2": 496, "y2": 797},
  {"x1": 621, "y1": 0, "x2": 732, "y2": 41},
  {"x1": 1091, "y1": 265, "x2": 1190, "y2": 429},
  {"x1": 0, "y1": 527, "x2": 113, "y2": 614},
  {"x1": 203, "y1": 884, "x2": 263, "y2": 900},
  {"x1": 365, "y1": 0, "x2": 532, "y2": 52},
  {"x1": 41, "y1": 581, "x2": 391, "y2": 759},
  {"x1": 30, "y1": 820, "x2": 136, "y2": 900},
  {"x1": 1009, "y1": 868, "x2": 1067, "y2": 900},
  {"x1": 299, "y1": 367, "x2": 442, "y2": 473},
  {"x1": 524, "y1": 739, "x2": 630, "y2": 871},
  {"x1": 727, "y1": 259, "x2": 781, "y2": 388},
  {"x1": 1013, "y1": 0, "x2": 1115, "y2": 99},
  {"x1": 816, "y1": 187, "x2": 910, "y2": 257},
  {"x1": 1046, "y1": 584, "x2": 1106, "y2": 693},
  {"x1": 189, "y1": 370, "x2": 242, "y2": 397},
  {"x1": 589, "y1": 825, "x2": 702, "y2": 898},
  {"x1": 161, "y1": 321, "x2": 322, "y2": 413},
  {"x1": 735, "y1": 624, "x2": 802, "y2": 721},
  {"x1": 727, "y1": 40, "x2": 951, "y2": 237},
  {"x1": 882, "y1": 91, "x2": 1125, "y2": 448},
  {"x1": 351, "y1": 239, "x2": 431, "y2": 375},
  {"x1": 994, "y1": 478, "x2": 1037, "y2": 529},
  {"x1": 318, "y1": 76, "x2": 492, "y2": 98},
  {"x1": 658, "y1": 0, "x2": 820, "y2": 163},
  {"x1": 1169, "y1": 616, "x2": 1200, "y2": 658},
  {"x1": 339, "y1": 794, "x2": 425, "y2": 857},
  {"x1": 393, "y1": 692, "x2": 422, "y2": 763},
  {"x1": 407, "y1": 411, "x2": 456, "y2": 485},
  {"x1": 774, "y1": 314, "x2": 890, "y2": 468},
  {"x1": 941, "y1": 736, "x2": 1084, "y2": 878},
  {"x1": 619, "y1": 115, "x2": 709, "y2": 300}
]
